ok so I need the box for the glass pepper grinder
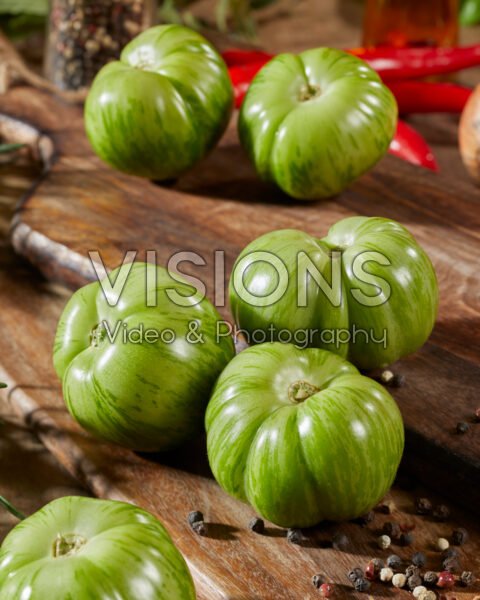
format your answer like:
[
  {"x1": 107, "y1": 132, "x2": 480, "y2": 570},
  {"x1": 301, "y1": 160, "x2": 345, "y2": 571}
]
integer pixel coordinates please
[
  {"x1": 363, "y1": 0, "x2": 459, "y2": 48},
  {"x1": 44, "y1": 0, "x2": 158, "y2": 90}
]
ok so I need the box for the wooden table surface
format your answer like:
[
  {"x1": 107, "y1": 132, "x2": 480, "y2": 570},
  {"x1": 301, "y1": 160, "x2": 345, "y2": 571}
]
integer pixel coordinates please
[{"x1": 0, "y1": 0, "x2": 479, "y2": 597}]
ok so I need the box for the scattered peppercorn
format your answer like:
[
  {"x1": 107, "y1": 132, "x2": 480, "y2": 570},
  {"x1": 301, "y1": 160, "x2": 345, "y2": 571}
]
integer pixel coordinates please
[
  {"x1": 408, "y1": 574, "x2": 423, "y2": 591},
  {"x1": 452, "y1": 527, "x2": 469, "y2": 546},
  {"x1": 437, "y1": 571, "x2": 455, "y2": 588},
  {"x1": 400, "y1": 520, "x2": 416, "y2": 532},
  {"x1": 456, "y1": 421, "x2": 469, "y2": 434},
  {"x1": 192, "y1": 520, "x2": 207, "y2": 536},
  {"x1": 354, "y1": 510, "x2": 375, "y2": 527},
  {"x1": 442, "y1": 557, "x2": 461, "y2": 573},
  {"x1": 400, "y1": 531, "x2": 414, "y2": 546},
  {"x1": 248, "y1": 517, "x2": 264, "y2": 534},
  {"x1": 286, "y1": 528, "x2": 302, "y2": 545},
  {"x1": 332, "y1": 531, "x2": 349, "y2": 551},
  {"x1": 423, "y1": 571, "x2": 439, "y2": 586},
  {"x1": 383, "y1": 521, "x2": 401, "y2": 539},
  {"x1": 354, "y1": 577, "x2": 371, "y2": 593},
  {"x1": 380, "y1": 567, "x2": 394, "y2": 582},
  {"x1": 312, "y1": 574, "x2": 326, "y2": 589},
  {"x1": 371, "y1": 558, "x2": 384, "y2": 572},
  {"x1": 364, "y1": 561, "x2": 378, "y2": 581},
  {"x1": 387, "y1": 554, "x2": 402, "y2": 570},
  {"x1": 433, "y1": 504, "x2": 451, "y2": 522},
  {"x1": 442, "y1": 547, "x2": 459, "y2": 560},
  {"x1": 413, "y1": 585, "x2": 427, "y2": 599},
  {"x1": 392, "y1": 573, "x2": 407, "y2": 588},
  {"x1": 348, "y1": 568, "x2": 364, "y2": 583},
  {"x1": 377, "y1": 534, "x2": 391, "y2": 549},
  {"x1": 319, "y1": 583, "x2": 333, "y2": 598},
  {"x1": 436, "y1": 537, "x2": 449, "y2": 552},
  {"x1": 412, "y1": 552, "x2": 427, "y2": 568},
  {"x1": 406, "y1": 565, "x2": 421, "y2": 579},
  {"x1": 390, "y1": 373, "x2": 405, "y2": 387},
  {"x1": 378, "y1": 499, "x2": 396, "y2": 514},
  {"x1": 187, "y1": 510, "x2": 204, "y2": 527},
  {"x1": 379, "y1": 370, "x2": 394, "y2": 384},
  {"x1": 415, "y1": 497, "x2": 433, "y2": 515},
  {"x1": 419, "y1": 591, "x2": 436, "y2": 600},
  {"x1": 475, "y1": 407, "x2": 480, "y2": 422},
  {"x1": 460, "y1": 571, "x2": 476, "y2": 587}
]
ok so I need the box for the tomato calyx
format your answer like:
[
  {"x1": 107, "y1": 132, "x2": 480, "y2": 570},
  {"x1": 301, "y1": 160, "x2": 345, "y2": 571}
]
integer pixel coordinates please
[
  {"x1": 288, "y1": 380, "x2": 320, "y2": 403},
  {"x1": 52, "y1": 533, "x2": 87, "y2": 558},
  {"x1": 298, "y1": 84, "x2": 322, "y2": 102},
  {"x1": 90, "y1": 322, "x2": 107, "y2": 348}
]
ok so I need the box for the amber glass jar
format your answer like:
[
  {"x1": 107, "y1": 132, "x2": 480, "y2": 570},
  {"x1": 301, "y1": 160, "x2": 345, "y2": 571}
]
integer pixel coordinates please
[
  {"x1": 44, "y1": 0, "x2": 157, "y2": 90},
  {"x1": 363, "y1": 0, "x2": 459, "y2": 48}
]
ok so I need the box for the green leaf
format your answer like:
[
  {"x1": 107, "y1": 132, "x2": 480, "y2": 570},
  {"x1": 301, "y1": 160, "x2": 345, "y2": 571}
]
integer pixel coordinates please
[
  {"x1": 0, "y1": 383, "x2": 7, "y2": 388},
  {"x1": 0, "y1": 143, "x2": 25, "y2": 154},
  {"x1": 0, "y1": 0, "x2": 47, "y2": 15},
  {"x1": 460, "y1": 0, "x2": 480, "y2": 25}
]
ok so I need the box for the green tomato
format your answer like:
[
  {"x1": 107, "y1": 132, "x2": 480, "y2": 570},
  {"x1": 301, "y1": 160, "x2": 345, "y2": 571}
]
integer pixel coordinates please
[
  {"x1": 0, "y1": 496, "x2": 195, "y2": 599},
  {"x1": 206, "y1": 342, "x2": 404, "y2": 527},
  {"x1": 85, "y1": 25, "x2": 233, "y2": 180},
  {"x1": 229, "y1": 217, "x2": 438, "y2": 371},
  {"x1": 54, "y1": 262, "x2": 234, "y2": 451},
  {"x1": 238, "y1": 47, "x2": 398, "y2": 200}
]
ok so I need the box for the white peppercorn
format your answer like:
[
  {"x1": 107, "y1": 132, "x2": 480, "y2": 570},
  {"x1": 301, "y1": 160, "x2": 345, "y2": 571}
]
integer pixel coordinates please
[
  {"x1": 377, "y1": 534, "x2": 391, "y2": 549},
  {"x1": 436, "y1": 537, "x2": 449, "y2": 552},
  {"x1": 413, "y1": 586, "x2": 427, "y2": 598},
  {"x1": 392, "y1": 573, "x2": 407, "y2": 588},
  {"x1": 380, "y1": 567, "x2": 394, "y2": 582}
]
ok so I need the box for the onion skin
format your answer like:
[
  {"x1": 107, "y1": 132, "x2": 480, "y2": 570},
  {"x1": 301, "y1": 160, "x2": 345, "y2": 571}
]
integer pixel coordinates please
[{"x1": 459, "y1": 84, "x2": 480, "y2": 185}]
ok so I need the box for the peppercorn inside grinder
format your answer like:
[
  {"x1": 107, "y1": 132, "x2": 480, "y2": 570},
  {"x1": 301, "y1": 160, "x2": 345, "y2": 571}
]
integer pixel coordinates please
[{"x1": 44, "y1": 0, "x2": 158, "y2": 90}]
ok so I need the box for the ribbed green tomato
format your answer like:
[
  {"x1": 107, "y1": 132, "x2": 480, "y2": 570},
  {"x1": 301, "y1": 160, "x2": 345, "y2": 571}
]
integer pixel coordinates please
[
  {"x1": 54, "y1": 262, "x2": 234, "y2": 451},
  {"x1": 206, "y1": 343, "x2": 404, "y2": 528},
  {"x1": 229, "y1": 216, "x2": 438, "y2": 371},
  {"x1": 0, "y1": 496, "x2": 195, "y2": 599},
  {"x1": 85, "y1": 25, "x2": 233, "y2": 180},
  {"x1": 239, "y1": 47, "x2": 398, "y2": 199}
]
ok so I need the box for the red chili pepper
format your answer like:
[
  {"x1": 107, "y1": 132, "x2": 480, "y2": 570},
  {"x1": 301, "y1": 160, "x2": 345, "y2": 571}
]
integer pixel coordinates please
[
  {"x1": 388, "y1": 81, "x2": 472, "y2": 114},
  {"x1": 222, "y1": 49, "x2": 273, "y2": 67},
  {"x1": 349, "y1": 44, "x2": 480, "y2": 81},
  {"x1": 229, "y1": 60, "x2": 269, "y2": 108},
  {"x1": 389, "y1": 120, "x2": 439, "y2": 171}
]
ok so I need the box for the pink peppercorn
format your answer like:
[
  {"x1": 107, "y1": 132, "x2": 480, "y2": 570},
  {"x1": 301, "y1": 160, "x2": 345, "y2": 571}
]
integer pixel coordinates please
[
  {"x1": 437, "y1": 572, "x2": 455, "y2": 589},
  {"x1": 319, "y1": 583, "x2": 334, "y2": 598}
]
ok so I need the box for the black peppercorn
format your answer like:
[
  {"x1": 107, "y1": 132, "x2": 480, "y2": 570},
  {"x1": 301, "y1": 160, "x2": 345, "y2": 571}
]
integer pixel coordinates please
[
  {"x1": 452, "y1": 527, "x2": 469, "y2": 546},
  {"x1": 423, "y1": 571, "x2": 438, "y2": 586},
  {"x1": 354, "y1": 577, "x2": 371, "y2": 593},
  {"x1": 371, "y1": 558, "x2": 384, "y2": 573},
  {"x1": 332, "y1": 531, "x2": 349, "y2": 551},
  {"x1": 383, "y1": 521, "x2": 401, "y2": 539},
  {"x1": 442, "y1": 556, "x2": 462, "y2": 573},
  {"x1": 354, "y1": 510, "x2": 375, "y2": 527},
  {"x1": 312, "y1": 573, "x2": 326, "y2": 589},
  {"x1": 405, "y1": 565, "x2": 420, "y2": 579},
  {"x1": 433, "y1": 504, "x2": 450, "y2": 522},
  {"x1": 400, "y1": 531, "x2": 414, "y2": 546},
  {"x1": 442, "y1": 546, "x2": 459, "y2": 560},
  {"x1": 187, "y1": 510, "x2": 204, "y2": 527},
  {"x1": 412, "y1": 552, "x2": 427, "y2": 568},
  {"x1": 460, "y1": 571, "x2": 476, "y2": 587},
  {"x1": 390, "y1": 373, "x2": 405, "y2": 388},
  {"x1": 248, "y1": 517, "x2": 264, "y2": 534},
  {"x1": 456, "y1": 421, "x2": 469, "y2": 434},
  {"x1": 387, "y1": 554, "x2": 402, "y2": 570},
  {"x1": 407, "y1": 574, "x2": 422, "y2": 591},
  {"x1": 286, "y1": 528, "x2": 302, "y2": 545},
  {"x1": 192, "y1": 520, "x2": 207, "y2": 536},
  {"x1": 414, "y1": 497, "x2": 432, "y2": 515},
  {"x1": 348, "y1": 567, "x2": 363, "y2": 583}
]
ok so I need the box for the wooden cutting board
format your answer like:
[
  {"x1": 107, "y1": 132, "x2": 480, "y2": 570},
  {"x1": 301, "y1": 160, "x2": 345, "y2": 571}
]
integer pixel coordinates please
[
  {"x1": 2, "y1": 85, "x2": 480, "y2": 510},
  {"x1": 1, "y1": 85, "x2": 480, "y2": 599}
]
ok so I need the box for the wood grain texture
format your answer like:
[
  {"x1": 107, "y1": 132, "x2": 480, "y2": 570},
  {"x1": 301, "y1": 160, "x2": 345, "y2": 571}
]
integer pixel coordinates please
[{"x1": 1, "y1": 84, "x2": 479, "y2": 515}]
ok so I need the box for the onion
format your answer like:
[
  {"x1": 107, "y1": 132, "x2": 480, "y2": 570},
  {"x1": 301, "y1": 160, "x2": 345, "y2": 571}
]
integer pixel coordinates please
[{"x1": 459, "y1": 84, "x2": 480, "y2": 184}]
